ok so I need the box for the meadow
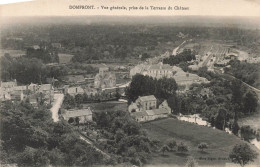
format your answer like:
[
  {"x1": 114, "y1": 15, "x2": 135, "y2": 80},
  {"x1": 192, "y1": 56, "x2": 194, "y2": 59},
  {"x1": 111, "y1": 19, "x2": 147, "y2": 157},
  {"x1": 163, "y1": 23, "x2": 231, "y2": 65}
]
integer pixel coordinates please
[{"x1": 142, "y1": 118, "x2": 259, "y2": 166}]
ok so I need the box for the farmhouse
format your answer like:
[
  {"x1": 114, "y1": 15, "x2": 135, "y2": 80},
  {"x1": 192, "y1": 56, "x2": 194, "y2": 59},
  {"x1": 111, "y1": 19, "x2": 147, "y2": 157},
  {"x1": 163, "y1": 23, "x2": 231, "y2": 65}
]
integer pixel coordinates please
[
  {"x1": 63, "y1": 108, "x2": 93, "y2": 124},
  {"x1": 129, "y1": 95, "x2": 171, "y2": 122},
  {"x1": 131, "y1": 108, "x2": 170, "y2": 122},
  {"x1": 135, "y1": 95, "x2": 157, "y2": 111}
]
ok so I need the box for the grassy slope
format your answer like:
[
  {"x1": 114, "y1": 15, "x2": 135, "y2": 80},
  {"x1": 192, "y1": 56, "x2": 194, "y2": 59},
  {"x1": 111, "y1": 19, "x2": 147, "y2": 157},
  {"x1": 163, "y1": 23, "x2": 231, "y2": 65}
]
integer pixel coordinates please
[{"x1": 142, "y1": 118, "x2": 260, "y2": 167}]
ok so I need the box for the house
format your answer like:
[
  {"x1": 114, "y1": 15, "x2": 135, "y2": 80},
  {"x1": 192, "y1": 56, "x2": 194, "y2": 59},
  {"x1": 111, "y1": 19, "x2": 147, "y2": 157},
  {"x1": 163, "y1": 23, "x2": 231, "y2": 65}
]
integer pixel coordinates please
[
  {"x1": 66, "y1": 86, "x2": 84, "y2": 96},
  {"x1": 131, "y1": 108, "x2": 170, "y2": 122},
  {"x1": 63, "y1": 108, "x2": 93, "y2": 124},
  {"x1": 38, "y1": 84, "x2": 54, "y2": 102},
  {"x1": 131, "y1": 111, "x2": 149, "y2": 122},
  {"x1": 146, "y1": 108, "x2": 170, "y2": 121},
  {"x1": 28, "y1": 83, "x2": 39, "y2": 92},
  {"x1": 159, "y1": 100, "x2": 171, "y2": 113},
  {"x1": 129, "y1": 95, "x2": 171, "y2": 122},
  {"x1": 94, "y1": 66, "x2": 116, "y2": 89},
  {"x1": 128, "y1": 102, "x2": 140, "y2": 113},
  {"x1": 135, "y1": 95, "x2": 157, "y2": 111},
  {"x1": 0, "y1": 79, "x2": 17, "y2": 90},
  {"x1": 128, "y1": 95, "x2": 157, "y2": 113}
]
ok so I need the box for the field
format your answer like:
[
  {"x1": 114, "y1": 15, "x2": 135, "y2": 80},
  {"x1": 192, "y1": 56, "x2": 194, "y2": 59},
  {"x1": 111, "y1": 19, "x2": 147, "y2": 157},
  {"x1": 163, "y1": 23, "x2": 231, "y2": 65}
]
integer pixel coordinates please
[{"x1": 142, "y1": 118, "x2": 260, "y2": 167}]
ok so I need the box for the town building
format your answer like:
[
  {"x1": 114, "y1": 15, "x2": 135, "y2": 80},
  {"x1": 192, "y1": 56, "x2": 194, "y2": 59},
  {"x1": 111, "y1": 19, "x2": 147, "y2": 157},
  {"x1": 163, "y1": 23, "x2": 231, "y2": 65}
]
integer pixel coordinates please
[
  {"x1": 0, "y1": 79, "x2": 17, "y2": 90},
  {"x1": 62, "y1": 108, "x2": 93, "y2": 124},
  {"x1": 94, "y1": 66, "x2": 116, "y2": 89},
  {"x1": 146, "y1": 63, "x2": 174, "y2": 79},
  {"x1": 65, "y1": 86, "x2": 85, "y2": 97},
  {"x1": 0, "y1": 80, "x2": 54, "y2": 104}
]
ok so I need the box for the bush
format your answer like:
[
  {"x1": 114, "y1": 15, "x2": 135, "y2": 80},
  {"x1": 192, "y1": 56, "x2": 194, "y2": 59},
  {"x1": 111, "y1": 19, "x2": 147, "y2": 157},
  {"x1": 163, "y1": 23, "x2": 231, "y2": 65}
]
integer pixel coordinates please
[
  {"x1": 177, "y1": 142, "x2": 189, "y2": 153},
  {"x1": 198, "y1": 142, "x2": 208, "y2": 152},
  {"x1": 167, "y1": 139, "x2": 177, "y2": 150}
]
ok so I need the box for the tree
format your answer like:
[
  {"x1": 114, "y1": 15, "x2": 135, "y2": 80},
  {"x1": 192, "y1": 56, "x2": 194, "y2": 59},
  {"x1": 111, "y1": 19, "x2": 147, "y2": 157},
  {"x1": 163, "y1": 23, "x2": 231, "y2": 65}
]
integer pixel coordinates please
[
  {"x1": 161, "y1": 145, "x2": 170, "y2": 155},
  {"x1": 198, "y1": 142, "x2": 208, "y2": 152},
  {"x1": 167, "y1": 94, "x2": 178, "y2": 113},
  {"x1": 229, "y1": 143, "x2": 258, "y2": 167},
  {"x1": 231, "y1": 79, "x2": 243, "y2": 105},
  {"x1": 75, "y1": 94, "x2": 84, "y2": 104},
  {"x1": 167, "y1": 139, "x2": 177, "y2": 150},
  {"x1": 177, "y1": 142, "x2": 189, "y2": 153},
  {"x1": 243, "y1": 91, "x2": 258, "y2": 115},
  {"x1": 215, "y1": 108, "x2": 227, "y2": 130},
  {"x1": 232, "y1": 119, "x2": 240, "y2": 136},
  {"x1": 156, "y1": 77, "x2": 178, "y2": 99}
]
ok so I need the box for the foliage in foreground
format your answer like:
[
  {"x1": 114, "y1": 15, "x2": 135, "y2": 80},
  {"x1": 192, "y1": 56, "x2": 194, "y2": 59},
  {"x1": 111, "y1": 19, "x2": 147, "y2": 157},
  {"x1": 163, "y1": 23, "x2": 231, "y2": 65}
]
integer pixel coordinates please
[
  {"x1": 0, "y1": 101, "x2": 103, "y2": 166},
  {"x1": 229, "y1": 143, "x2": 258, "y2": 167},
  {"x1": 93, "y1": 110, "x2": 159, "y2": 166}
]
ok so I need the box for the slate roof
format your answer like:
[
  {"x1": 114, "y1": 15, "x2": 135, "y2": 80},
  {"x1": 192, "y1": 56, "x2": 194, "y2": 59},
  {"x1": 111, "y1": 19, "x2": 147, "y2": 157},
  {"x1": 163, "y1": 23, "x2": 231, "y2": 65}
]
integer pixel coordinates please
[
  {"x1": 149, "y1": 63, "x2": 172, "y2": 70},
  {"x1": 138, "y1": 95, "x2": 156, "y2": 102},
  {"x1": 131, "y1": 111, "x2": 148, "y2": 118},
  {"x1": 39, "y1": 84, "x2": 53, "y2": 91},
  {"x1": 146, "y1": 108, "x2": 169, "y2": 115}
]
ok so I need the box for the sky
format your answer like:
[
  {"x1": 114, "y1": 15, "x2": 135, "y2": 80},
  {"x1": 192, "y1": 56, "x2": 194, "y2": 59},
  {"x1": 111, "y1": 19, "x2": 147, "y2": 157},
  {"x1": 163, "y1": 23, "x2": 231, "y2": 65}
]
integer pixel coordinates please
[{"x1": 0, "y1": 0, "x2": 260, "y2": 17}]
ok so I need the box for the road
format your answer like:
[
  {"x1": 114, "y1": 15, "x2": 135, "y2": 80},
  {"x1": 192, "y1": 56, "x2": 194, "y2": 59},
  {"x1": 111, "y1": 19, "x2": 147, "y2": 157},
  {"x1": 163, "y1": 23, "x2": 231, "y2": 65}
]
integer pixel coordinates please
[
  {"x1": 50, "y1": 93, "x2": 110, "y2": 158},
  {"x1": 50, "y1": 93, "x2": 64, "y2": 122},
  {"x1": 172, "y1": 40, "x2": 186, "y2": 56}
]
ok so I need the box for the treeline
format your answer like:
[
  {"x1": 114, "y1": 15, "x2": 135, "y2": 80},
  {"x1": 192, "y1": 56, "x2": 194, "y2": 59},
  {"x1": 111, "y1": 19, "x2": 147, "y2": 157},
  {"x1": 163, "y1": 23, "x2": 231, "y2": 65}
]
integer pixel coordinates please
[
  {"x1": 125, "y1": 74, "x2": 178, "y2": 104},
  {"x1": 25, "y1": 48, "x2": 59, "y2": 64},
  {"x1": 225, "y1": 60, "x2": 260, "y2": 89},
  {"x1": 0, "y1": 54, "x2": 68, "y2": 84},
  {"x1": 184, "y1": 78, "x2": 258, "y2": 132},
  {"x1": 0, "y1": 101, "x2": 104, "y2": 166},
  {"x1": 62, "y1": 91, "x2": 121, "y2": 109},
  {"x1": 163, "y1": 49, "x2": 196, "y2": 66}
]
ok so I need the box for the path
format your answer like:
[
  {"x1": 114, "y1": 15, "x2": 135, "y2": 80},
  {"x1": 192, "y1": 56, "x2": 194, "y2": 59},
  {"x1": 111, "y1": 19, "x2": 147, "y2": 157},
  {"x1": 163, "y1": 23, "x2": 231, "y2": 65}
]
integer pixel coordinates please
[
  {"x1": 50, "y1": 93, "x2": 64, "y2": 122},
  {"x1": 79, "y1": 135, "x2": 110, "y2": 159}
]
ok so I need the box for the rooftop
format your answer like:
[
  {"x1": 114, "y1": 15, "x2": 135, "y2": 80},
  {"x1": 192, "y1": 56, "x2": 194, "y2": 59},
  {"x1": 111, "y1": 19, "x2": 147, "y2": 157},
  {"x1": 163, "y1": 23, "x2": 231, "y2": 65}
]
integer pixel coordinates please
[
  {"x1": 131, "y1": 111, "x2": 148, "y2": 118},
  {"x1": 146, "y1": 108, "x2": 168, "y2": 115},
  {"x1": 137, "y1": 95, "x2": 156, "y2": 102}
]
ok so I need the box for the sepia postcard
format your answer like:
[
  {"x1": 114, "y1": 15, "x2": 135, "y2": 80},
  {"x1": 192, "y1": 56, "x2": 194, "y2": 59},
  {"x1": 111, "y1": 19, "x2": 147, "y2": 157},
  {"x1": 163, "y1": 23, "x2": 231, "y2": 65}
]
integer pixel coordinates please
[{"x1": 0, "y1": 0, "x2": 260, "y2": 166}]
